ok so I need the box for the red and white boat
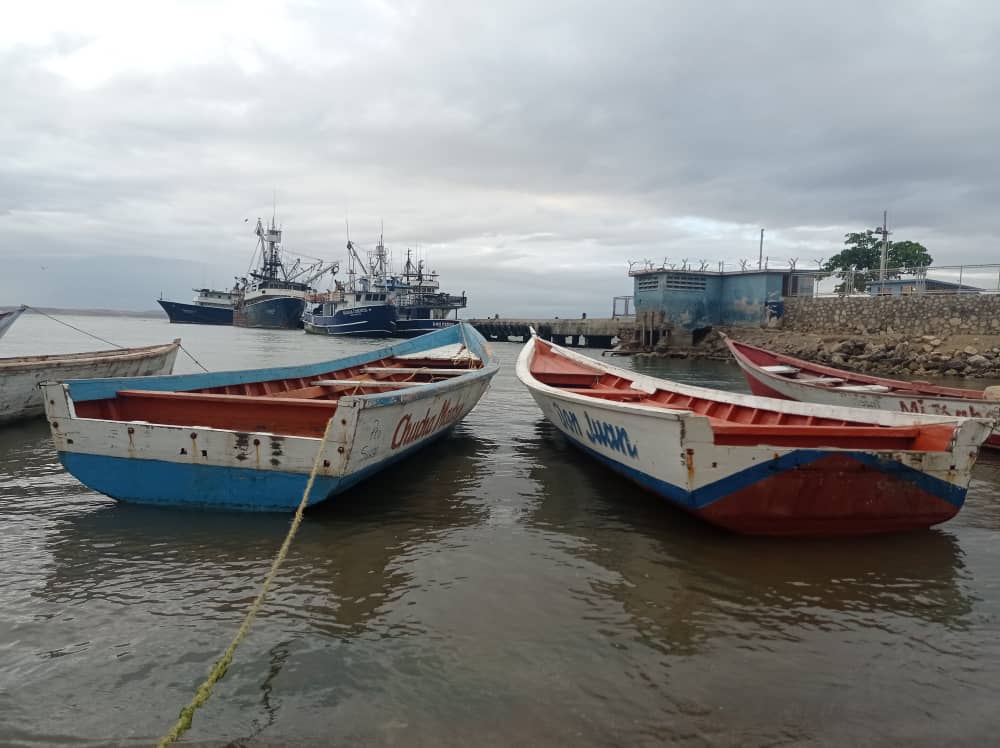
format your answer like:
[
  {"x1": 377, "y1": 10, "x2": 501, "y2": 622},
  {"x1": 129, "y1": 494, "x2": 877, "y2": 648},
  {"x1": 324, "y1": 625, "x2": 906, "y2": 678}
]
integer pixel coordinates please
[
  {"x1": 517, "y1": 334, "x2": 992, "y2": 537},
  {"x1": 723, "y1": 334, "x2": 1000, "y2": 449}
]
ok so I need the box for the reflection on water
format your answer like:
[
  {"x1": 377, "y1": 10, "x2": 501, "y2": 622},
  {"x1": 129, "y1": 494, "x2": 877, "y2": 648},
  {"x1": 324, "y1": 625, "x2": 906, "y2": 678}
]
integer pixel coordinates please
[{"x1": 2, "y1": 322, "x2": 1000, "y2": 746}]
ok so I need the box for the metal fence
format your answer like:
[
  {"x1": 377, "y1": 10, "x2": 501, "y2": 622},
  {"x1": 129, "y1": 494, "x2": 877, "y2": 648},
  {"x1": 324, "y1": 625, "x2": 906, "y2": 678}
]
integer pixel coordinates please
[
  {"x1": 612, "y1": 295, "x2": 634, "y2": 318},
  {"x1": 792, "y1": 264, "x2": 1000, "y2": 298}
]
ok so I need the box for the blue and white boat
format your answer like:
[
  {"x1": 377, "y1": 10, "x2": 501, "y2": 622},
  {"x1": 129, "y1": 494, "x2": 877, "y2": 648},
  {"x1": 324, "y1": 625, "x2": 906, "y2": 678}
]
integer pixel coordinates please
[
  {"x1": 41, "y1": 323, "x2": 497, "y2": 511},
  {"x1": 157, "y1": 288, "x2": 236, "y2": 325},
  {"x1": 234, "y1": 217, "x2": 338, "y2": 330},
  {"x1": 302, "y1": 233, "x2": 398, "y2": 337}
]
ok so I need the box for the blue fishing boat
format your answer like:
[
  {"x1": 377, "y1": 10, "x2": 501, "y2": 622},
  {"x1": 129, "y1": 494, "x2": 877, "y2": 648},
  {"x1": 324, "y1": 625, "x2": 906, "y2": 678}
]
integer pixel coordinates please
[
  {"x1": 42, "y1": 324, "x2": 497, "y2": 511},
  {"x1": 234, "y1": 217, "x2": 338, "y2": 330},
  {"x1": 157, "y1": 288, "x2": 236, "y2": 325},
  {"x1": 392, "y1": 249, "x2": 467, "y2": 338},
  {"x1": 302, "y1": 232, "x2": 398, "y2": 337}
]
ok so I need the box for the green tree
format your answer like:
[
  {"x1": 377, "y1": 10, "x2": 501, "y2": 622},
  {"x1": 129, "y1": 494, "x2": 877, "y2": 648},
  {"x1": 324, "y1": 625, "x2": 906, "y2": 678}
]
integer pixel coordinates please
[{"x1": 822, "y1": 233, "x2": 932, "y2": 294}]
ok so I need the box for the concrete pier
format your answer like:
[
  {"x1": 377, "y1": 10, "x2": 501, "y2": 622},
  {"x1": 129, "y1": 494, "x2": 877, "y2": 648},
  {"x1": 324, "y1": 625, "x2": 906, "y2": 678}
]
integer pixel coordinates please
[{"x1": 467, "y1": 317, "x2": 636, "y2": 348}]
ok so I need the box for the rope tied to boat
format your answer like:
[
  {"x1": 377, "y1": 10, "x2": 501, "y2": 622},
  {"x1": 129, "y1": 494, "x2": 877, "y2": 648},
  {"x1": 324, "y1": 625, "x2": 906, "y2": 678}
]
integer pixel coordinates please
[
  {"x1": 21, "y1": 305, "x2": 210, "y2": 373},
  {"x1": 22, "y1": 305, "x2": 124, "y2": 349},
  {"x1": 156, "y1": 415, "x2": 337, "y2": 748},
  {"x1": 178, "y1": 343, "x2": 209, "y2": 373}
]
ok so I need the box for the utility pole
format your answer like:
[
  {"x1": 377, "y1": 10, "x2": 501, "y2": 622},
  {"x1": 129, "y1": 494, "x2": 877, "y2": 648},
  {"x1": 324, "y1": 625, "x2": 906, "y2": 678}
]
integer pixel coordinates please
[
  {"x1": 878, "y1": 210, "x2": 888, "y2": 282},
  {"x1": 758, "y1": 228, "x2": 764, "y2": 270}
]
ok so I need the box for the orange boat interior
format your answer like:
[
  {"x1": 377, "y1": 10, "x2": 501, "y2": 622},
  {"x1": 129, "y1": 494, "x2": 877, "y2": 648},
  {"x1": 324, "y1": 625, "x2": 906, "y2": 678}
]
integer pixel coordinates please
[
  {"x1": 530, "y1": 340, "x2": 957, "y2": 451},
  {"x1": 730, "y1": 339, "x2": 981, "y2": 400},
  {"x1": 73, "y1": 354, "x2": 480, "y2": 438}
]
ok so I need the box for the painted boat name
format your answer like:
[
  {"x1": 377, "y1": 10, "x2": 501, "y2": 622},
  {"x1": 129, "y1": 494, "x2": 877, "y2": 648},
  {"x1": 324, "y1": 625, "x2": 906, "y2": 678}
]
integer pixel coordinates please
[
  {"x1": 391, "y1": 399, "x2": 465, "y2": 449},
  {"x1": 552, "y1": 402, "x2": 638, "y2": 458},
  {"x1": 898, "y1": 399, "x2": 1000, "y2": 418}
]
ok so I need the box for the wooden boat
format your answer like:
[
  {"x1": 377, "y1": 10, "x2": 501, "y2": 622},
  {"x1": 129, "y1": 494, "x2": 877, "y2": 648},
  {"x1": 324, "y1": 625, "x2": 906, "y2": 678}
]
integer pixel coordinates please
[
  {"x1": 42, "y1": 323, "x2": 497, "y2": 511},
  {"x1": 516, "y1": 333, "x2": 992, "y2": 536},
  {"x1": 2, "y1": 339, "x2": 180, "y2": 426},
  {"x1": 723, "y1": 334, "x2": 1000, "y2": 449},
  {"x1": 0, "y1": 305, "x2": 26, "y2": 340}
]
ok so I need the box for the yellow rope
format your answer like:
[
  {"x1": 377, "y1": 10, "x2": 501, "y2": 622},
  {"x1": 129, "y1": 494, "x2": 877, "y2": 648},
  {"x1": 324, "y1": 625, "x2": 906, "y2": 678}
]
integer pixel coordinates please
[{"x1": 156, "y1": 416, "x2": 337, "y2": 748}]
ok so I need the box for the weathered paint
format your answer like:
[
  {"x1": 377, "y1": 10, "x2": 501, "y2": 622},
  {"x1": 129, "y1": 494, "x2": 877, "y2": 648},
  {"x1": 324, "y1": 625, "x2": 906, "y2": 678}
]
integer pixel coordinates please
[
  {"x1": 516, "y1": 335, "x2": 991, "y2": 536},
  {"x1": 42, "y1": 324, "x2": 498, "y2": 511},
  {"x1": 632, "y1": 269, "x2": 793, "y2": 331}
]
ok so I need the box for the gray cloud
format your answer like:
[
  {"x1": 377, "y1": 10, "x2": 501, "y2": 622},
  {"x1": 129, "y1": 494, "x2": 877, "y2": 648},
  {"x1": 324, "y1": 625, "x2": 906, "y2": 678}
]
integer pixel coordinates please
[{"x1": 1, "y1": 1, "x2": 998, "y2": 315}]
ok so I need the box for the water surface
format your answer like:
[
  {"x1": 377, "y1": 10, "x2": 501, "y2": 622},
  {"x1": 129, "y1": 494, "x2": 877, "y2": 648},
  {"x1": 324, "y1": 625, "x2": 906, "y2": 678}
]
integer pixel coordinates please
[{"x1": 2, "y1": 314, "x2": 1000, "y2": 746}]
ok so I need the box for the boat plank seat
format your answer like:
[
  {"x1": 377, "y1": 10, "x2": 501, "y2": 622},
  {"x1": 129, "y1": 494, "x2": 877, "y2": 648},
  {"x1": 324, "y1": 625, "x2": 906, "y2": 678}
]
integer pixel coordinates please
[
  {"x1": 561, "y1": 387, "x2": 645, "y2": 400},
  {"x1": 792, "y1": 376, "x2": 845, "y2": 385},
  {"x1": 77, "y1": 389, "x2": 340, "y2": 437},
  {"x1": 311, "y1": 379, "x2": 430, "y2": 388},
  {"x1": 710, "y1": 423, "x2": 952, "y2": 450},
  {"x1": 834, "y1": 384, "x2": 891, "y2": 392},
  {"x1": 761, "y1": 365, "x2": 800, "y2": 374},
  {"x1": 361, "y1": 367, "x2": 465, "y2": 376}
]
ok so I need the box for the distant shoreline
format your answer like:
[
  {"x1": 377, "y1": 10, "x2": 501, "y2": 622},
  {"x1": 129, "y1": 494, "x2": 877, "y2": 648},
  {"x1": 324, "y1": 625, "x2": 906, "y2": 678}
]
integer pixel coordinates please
[{"x1": 0, "y1": 306, "x2": 163, "y2": 319}]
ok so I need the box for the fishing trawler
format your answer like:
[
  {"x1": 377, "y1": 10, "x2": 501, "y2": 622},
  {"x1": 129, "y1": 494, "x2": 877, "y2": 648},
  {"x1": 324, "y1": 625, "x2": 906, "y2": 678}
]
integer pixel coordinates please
[
  {"x1": 157, "y1": 287, "x2": 237, "y2": 325},
  {"x1": 302, "y1": 232, "x2": 397, "y2": 337},
  {"x1": 392, "y1": 249, "x2": 466, "y2": 338},
  {"x1": 233, "y1": 217, "x2": 339, "y2": 330}
]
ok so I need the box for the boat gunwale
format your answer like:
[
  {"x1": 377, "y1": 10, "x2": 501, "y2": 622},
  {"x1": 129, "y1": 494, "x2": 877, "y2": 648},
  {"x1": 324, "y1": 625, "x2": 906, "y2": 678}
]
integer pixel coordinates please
[
  {"x1": 722, "y1": 334, "x2": 991, "y2": 402},
  {"x1": 516, "y1": 335, "x2": 989, "y2": 433},
  {"x1": 1, "y1": 339, "x2": 181, "y2": 371}
]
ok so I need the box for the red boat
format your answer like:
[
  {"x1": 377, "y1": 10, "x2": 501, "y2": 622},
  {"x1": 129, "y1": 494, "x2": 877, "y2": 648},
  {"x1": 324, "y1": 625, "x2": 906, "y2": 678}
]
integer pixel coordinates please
[{"x1": 722, "y1": 334, "x2": 1000, "y2": 448}]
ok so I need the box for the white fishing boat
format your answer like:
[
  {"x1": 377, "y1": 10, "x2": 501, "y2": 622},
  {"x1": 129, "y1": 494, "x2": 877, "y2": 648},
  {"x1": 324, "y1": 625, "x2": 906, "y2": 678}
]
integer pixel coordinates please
[
  {"x1": 0, "y1": 305, "x2": 26, "y2": 340},
  {"x1": 723, "y1": 334, "x2": 1000, "y2": 448},
  {"x1": 42, "y1": 324, "x2": 497, "y2": 511},
  {"x1": 1, "y1": 340, "x2": 181, "y2": 425},
  {"x1": 516, "y1": 333, "x2": 991, "y2": 536}
]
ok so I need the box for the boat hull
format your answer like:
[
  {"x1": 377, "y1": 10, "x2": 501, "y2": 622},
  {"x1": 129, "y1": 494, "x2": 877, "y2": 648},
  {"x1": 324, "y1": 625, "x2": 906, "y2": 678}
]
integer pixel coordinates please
[
  {"x1": 234, "y1": 296, "x2": 305, "y2": 329},
  {"x1": 394, "y1": 318, "x2": 459, "y2": 338},
  {"x1": 730, "y1": 345, "x2": 1000, "y2": 449},
  {"x1": 302, "y1": 304, "x2": 397, "y2": 337},
  {"x1": 42, "y1": 324, "x2": 497, "y2": 510},
  {"x1": 517, "y1": 337, "x2": 988, "y2": 536},
  {"x1": 0, "y1": 341, "x2": 180, "y2": 425},
  {"x1": 157, "y1": 299, "x2": 233, "y2": 325},
  {"x1": 0, "y1": 306, "x2": 26, "y2": 339}
]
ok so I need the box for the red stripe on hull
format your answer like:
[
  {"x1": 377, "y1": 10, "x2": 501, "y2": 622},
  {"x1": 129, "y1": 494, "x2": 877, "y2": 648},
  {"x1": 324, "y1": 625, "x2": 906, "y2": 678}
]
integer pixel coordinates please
[{"x1": 697, "y1": 453, "x2": 959, "y2": 537}]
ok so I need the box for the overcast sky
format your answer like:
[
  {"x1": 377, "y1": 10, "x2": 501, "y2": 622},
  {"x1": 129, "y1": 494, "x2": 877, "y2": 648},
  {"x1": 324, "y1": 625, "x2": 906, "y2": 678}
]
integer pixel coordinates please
[{"x1": 2, "y1": 1, "x2": 998, "y2": 316}]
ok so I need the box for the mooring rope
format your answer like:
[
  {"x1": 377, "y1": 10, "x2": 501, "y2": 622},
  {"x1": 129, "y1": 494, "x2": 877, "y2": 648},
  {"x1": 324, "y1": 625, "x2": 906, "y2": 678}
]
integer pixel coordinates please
[
  {"x1": 156, "y1": 416, "x2": 337, "y2": 748},
  {"x1": 178, "y1": 343, "x2": 209, "y2": 373},
  {"x1": 23, "y1": 305, "x2": 124, "y2": 349}
]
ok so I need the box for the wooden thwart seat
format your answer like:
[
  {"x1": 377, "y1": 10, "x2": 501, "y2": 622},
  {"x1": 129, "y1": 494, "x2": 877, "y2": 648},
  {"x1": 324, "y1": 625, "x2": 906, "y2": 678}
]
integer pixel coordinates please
[
  {"x1": 311, "y1": 379, "x2": 430, "y2": 388},
  {"x1": 360, "y1": 367, "x2": 466, "y2": 376}
]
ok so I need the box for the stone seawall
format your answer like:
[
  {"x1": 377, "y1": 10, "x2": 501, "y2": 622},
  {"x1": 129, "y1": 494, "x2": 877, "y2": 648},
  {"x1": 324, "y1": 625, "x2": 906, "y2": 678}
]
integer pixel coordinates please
[{"x1": 783, "y1": 294, "x2": 1000, "y2": 337}]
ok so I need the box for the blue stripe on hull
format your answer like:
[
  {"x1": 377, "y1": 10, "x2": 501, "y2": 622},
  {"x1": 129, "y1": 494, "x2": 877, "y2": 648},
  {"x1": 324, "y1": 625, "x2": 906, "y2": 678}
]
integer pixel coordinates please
[
  {"x1": 559, "y1": 432, "x2": 966, "y2": 511},
  {"x1": 60, "y1": 428, "x2": 455, "y2": 511},
  {"x1": 157, "y1": 299, "x2": 233, "y2": 325}
]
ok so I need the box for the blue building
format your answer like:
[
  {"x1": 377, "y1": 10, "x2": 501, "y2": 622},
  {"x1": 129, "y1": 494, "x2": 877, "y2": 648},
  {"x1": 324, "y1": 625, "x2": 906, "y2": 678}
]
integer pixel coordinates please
[{"x1": 631, "y1": 267, "x2": 813, "y2": 333}]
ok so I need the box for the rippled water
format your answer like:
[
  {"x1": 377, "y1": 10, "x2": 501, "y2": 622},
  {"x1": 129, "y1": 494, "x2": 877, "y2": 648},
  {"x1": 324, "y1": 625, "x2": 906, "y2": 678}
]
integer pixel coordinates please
[{"x1": 3, "y1": 314, "x2": 1000, "y2": 746}]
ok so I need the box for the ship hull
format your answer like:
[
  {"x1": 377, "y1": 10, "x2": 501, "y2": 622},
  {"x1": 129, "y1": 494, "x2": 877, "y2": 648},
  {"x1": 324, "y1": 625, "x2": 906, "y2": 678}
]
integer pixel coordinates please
[
  {"x1": 302, "y1": 304, "x2": 396, "y2": 337},
  {"x1": 394, "y1": 318, "x2": 459, "y2": 338},
  {"x1": 234, "y1": 296, "x2": 305, "y2": 329},
  {"x1": 157, "y1": 299, "x2": 233, "y2": 325}
]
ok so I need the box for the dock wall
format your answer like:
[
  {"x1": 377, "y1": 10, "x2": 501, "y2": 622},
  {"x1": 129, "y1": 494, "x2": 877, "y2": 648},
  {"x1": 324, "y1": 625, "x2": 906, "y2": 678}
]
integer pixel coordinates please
[
  {"x1": 467, "y1": 318, "x2": 637, "y2": 348},
  {"x1": 784, "y1": 295, "x2": 1000, "y2": 337}
]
